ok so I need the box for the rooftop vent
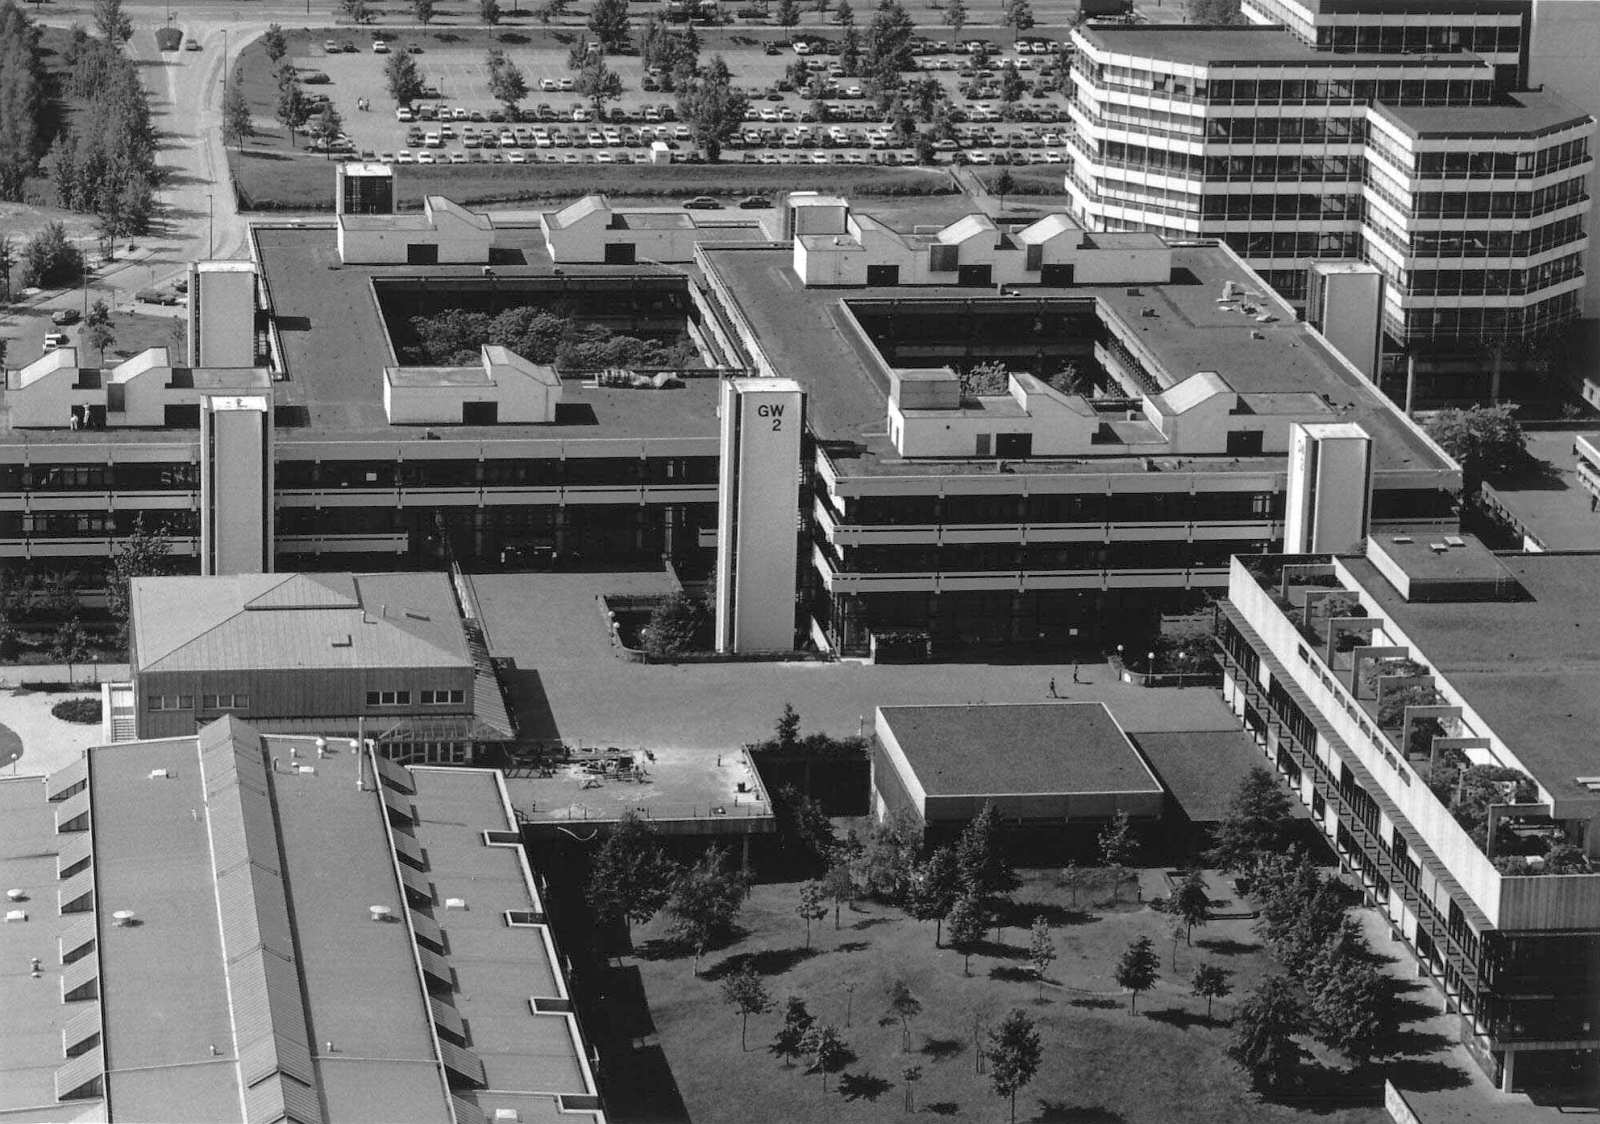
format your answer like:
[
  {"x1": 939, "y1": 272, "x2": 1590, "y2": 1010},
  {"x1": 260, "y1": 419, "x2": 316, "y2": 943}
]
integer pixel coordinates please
[
  {"x1": 296, "y1": 764, "x2": 316, "y2": 775},
  {"x1": 111, "y1": 910, "x2": 136, "y2": 927},
  {"x1": 444, "y1": 897, "x2": 466, "y2": 910},
  {"x1": 1429, "y1": 542, "x2": 1449, "y2": 553},
  {"x1": 1445, "y1": 535, "x2": 1465, "y2": 547},
  {"x1": 1126, "y1": 287, "x2": 1141, "y2": 296},
  {"x1": 316, "y1": 738, "x2": 328, "y2": 758},
  {"x1": 1391, "y1": 535, "x2": 1413, "y2": 544},
  {"x1": 148, "y1": 769, "x2": 169, "y2": 780},
  {"x1": 5, "y1": 909, "x2": 26, "y2": 923},
  {"x1": 493, "y1": 1111, "x2": 521, "y2": 1123},
  {"x1": 6, "y1": 888, "x2": 26, "y2": 902},
  {"x1": 369, "y1": 905, "x2": 394, "y2": 923},
  {"x1": 331, "y1": 634, "x2": 352, "y2": 647},
  {"x1": 404, "y1": 610, "x2": 430, "y2": 621}
]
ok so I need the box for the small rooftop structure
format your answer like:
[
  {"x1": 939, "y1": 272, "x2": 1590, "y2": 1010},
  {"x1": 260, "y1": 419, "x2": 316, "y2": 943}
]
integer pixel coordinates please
[
  {"x1": 384, "y1": 344, "x2": 563, "y2": 425},
  {"x1": 1, "y1": 347, "x2": 270, "y2": 430},
  {"x1": 872, "y1": 703, "x2": 1166, "y2": 829},
  {"x1": 540, "y1": 193, "x2": 764, "y2": 263},
  {"x1": 1365, "y1": 531, "x2": 1524, "y2": 603}
]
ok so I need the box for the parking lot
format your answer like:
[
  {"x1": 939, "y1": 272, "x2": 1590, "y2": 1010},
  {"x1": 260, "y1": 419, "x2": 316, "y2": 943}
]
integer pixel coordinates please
[{"x1": 278, "y1": 30, "x2": 1076, "y2": 170}]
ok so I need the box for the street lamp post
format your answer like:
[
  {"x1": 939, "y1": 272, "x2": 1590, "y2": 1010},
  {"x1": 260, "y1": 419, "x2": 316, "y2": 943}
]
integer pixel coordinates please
[{"x1": 206, "y1": 194, "x2": 214, "y2": 258}]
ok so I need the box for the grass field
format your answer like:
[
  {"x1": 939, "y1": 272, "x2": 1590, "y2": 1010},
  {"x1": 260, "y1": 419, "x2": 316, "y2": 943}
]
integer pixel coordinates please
[{"x1": 606, "y1": 871, "x2": 1437, "y2": 1124}]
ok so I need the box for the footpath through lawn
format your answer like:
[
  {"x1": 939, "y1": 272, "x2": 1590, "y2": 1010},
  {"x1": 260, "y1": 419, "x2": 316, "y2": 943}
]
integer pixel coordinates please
[{"x1": 622, "y1": 871, "x2": 1395, "y2": 1124}]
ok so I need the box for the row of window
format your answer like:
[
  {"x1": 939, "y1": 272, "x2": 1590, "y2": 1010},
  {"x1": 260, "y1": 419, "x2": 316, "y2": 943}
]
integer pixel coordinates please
[
  {"x1": 1080, "y1": 60, "x2": 1496, "y2": 108},
  {"x1": 1093, "y1": 140, "x2": 1364, "y2": 184},
  {"x1": 1398, "y1": 217, "x2": 1587, "y2": 262},
  {"x1": 367, "y1": 689, "x2": 465, "y2": 706},
  {"x1": 148, "y1": 693, "x2": 249, "y2": 711},
  {"x1": 1313, "y1": 24, "x2": 1522, "y2": 58},
  {"x1": 832, "y1": 540, "x2": 1272, "y2": 574},
  {"x1": 0, "y1": 463, "x2": 199, "y2": 492},
  {"x1": 274, "y1": 456, "x2": 721, "y2": 490},
  {"x1": 1401, "y1": 253, "x2": 1585, "y2": 298},
  {"x1": 1412, "y1": 140, "x2": 1590, "y2": 182},
  {"x1": 1394, "y1": 291, "x2": 1581, "y2": 341},
  {"x1": 838, "y1": 490, "x2": 1284, "y2": 527},
  {"x1": 1221, "y1": 230, "x2": 1362, "y2": 262},
  {"x1": 1199, "y1": 192, "x2": 1362, "y2": 221},
  {"x1": 1406, "y1": 177, "x2": 1589, "y2": 221},
  {"x1": 0, "y1": 512, "x2": 199, "y2": 539}
]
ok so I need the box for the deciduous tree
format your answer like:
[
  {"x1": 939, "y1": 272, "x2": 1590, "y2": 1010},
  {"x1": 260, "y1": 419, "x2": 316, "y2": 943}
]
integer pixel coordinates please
[
  {"x1": 796, "y1": 880, "x2": 827, "y2": 948},
  {"x1": 721, "y1": 966, "x2": 771, "y2": 1051},
  {"x1": 311, "y1": 102, "x2": 345, "y2": 159},
  {"x1": 1424, "y1": 403, "x2": 1528, "y2": 481},
  {"x1": 666, "y1": 846, "x2": 747, "y2": 975},
  {"x1": 385, "y1": 50, "x2": 426, "y2": 104},
  {"x1": 414, "y1": 0, "x2": 435, "y2": 24},
  {"x1": 19, "y1": 222, "x2": 84, "y2": 289},
  {"x1": 775, "y1": 0, "x2": 799, "y2": 25},
  {"x1": 1191, "y1": 963, "x2": 1232, "y2": 1019},
  {"x1": 275, "y1": 79, "x2": 309, "y2": 147},
  {"x1": 908, "y1": 844, "x2": 961, "y2": 946},
  {"x1": 486, "y1": 48, "x2": 530, "y2": 120},
  {"x1": 1113, "y1": 935, "x2": 1159, "y2": 1012},
  {"x1": 84, "y1": 298, "x2": 114, "y2": 362},
  {"x1": 1228, "y1": 974, "x2": 1306, "y2": 1091},
  {"x1": 677, "y1": 54, "x2": 748, "y2": 161},
  {"x1": 91, "y1": 0, "x2": 131, "y2": 46},
  {"x1": 1209, "y1": 765, "x2": 1295, "y2": 872},
  {"x1": 588, "y1": 0, "x2": 631, "y2": 51},
  {"x1": 575, "y1": 50, "x2": 624, "y2": 122},
  {"x1": 1027, "y1": 916, "x2": 1056, "y2": 1000},
  {"x1": 222, "y1": 80, "x2": 254, "y2": 149},
  {"x1": 801, "y1": 1023, "x2": 847, "y2": 1090},
  {"x1": 262, "y1": 23, "x2": 287, "y2": 63},
  {"x1": 886, "y1": 978, "x2": 921, "y2": 1050},
  {"x1": 585, "y1": 810, "x2": 674, "y2": 945},
  {"x1": 770, "y1": 996, "x2": 814, "y2": 1066},
  {"x1": 1097, "y1": 808, "x2": 1137, "y2": 867},
  {"x1": 480, "y1": 0, "x2": 501, "y2": 22},
  {"x1": 51, "y1": 616, "x2": 91, "y2": 682},
  {"x1": 941, "y1": 0, "x2": 966, "y2": 38},
  {"x1": 987, "y1": 1010, "x2": 1042, "y2": 1124},
  {"x1": 1173, "y1": 869, "x2": 1209, "y2": 944},
  {"x1": 946, "y1": 893, "x2": 985, "y2": 975}
]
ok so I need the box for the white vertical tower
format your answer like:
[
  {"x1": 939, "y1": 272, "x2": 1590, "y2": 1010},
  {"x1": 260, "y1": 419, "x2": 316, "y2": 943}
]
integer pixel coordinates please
[
  {"x1": 187, "y1": 261, "x2": 258, "y2": 369},
  {"x1": 715, "y1": 377, "x2": 804, "y2": 653},
  {"x1": 1284, "y1": 422, "x2": 1373, "y2": 555},
  {"x1": 200, "y1": 395, "x2": 273, "y2": 576},
  {"x1": 1305, "y1": 260, "x2": 1384, "y2": 382}
]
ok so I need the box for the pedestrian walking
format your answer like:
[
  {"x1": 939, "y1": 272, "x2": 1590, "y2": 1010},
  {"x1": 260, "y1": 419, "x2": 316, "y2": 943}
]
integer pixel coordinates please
[
  {"x1": 1072, "y1": 663, "x2": 1081, "y2": 684},
  {"x1": 1047, "y1": 677, "x2": 1057, "y2": 697}
]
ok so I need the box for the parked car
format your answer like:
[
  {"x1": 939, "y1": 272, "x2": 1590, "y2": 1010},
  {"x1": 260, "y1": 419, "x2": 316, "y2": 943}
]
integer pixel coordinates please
[
  {"x1": 50, "y1": 308, "x2": 81, "y2": 326},
  {"x1": 372, "y1": 40, "x2": 390, "y2": 53},
  {"x1": 135, "y1": 288, "x2": 181, "y2": 306},
  {"x1": 42, "y1": 332, "x2": 71, "y2": 351},
  {"x1": 737, "y1": 194, "x2": 768, "y2": 209},
  {"x1": 184, "y1": 38, "x2": 201, "y2": 51},
  {"x1": 683, "y1": 195, "x2": 722, "y2": 210}
]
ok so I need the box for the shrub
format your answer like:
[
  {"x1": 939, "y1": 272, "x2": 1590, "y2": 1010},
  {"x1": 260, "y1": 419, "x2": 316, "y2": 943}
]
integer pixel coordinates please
[{"x1": 51, "y1": 697, "x2": 101, "y2": 724}]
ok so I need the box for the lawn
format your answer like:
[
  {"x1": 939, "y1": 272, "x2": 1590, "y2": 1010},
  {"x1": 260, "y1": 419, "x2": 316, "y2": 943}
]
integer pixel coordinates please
[{"x1": 615, "y1": 871, "x2": 1399, "y2": 1124}]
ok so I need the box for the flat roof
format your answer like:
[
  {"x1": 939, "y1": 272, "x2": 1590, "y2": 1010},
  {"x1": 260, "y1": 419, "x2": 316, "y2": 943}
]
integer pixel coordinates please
[
  {"x1": 1374, "y1": 90, "x2": 1592, "y2": 140},
  {"x1": 878, "y1": 703, "x2": 1164, "y2": 797},
  {"x1": 252, "y1": 225, "x2": 721, "y2": 446},
  {"x1": 1078, "y1": 23, "x2": 1488, "y2": 67},
  {"x1": 1344, "y1": 551, "x2": 1600, "y2": 807},
  {"x1": 1127, "y1": 729, "x2": 1270, "y2": 822},
  {"x1": 0, "y1": 721, "x2": 603, "y2": 1123},
  {"x1": 701, "y1": 240, "x2": 1452, "y2": 479},
  {"x1": 1369, "y1": 531, "x2": 1518, "y2": 586},
  {"x1": 1478, "y1": 431, "x2": 1600, "y2": 552},
  {"x1": 503, "y1": 745, "x2": 773, "y2": 828}
]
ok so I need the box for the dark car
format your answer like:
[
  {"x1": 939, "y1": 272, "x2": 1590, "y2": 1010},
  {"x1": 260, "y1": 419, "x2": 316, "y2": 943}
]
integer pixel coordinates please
[
  {"x1": 737, "y1": 194, "x2": 769, "y2": 209},
  {"x1": 683, "y1": 195, "x2": 722, "y2": 210},
  {"x1": 135, "y1": 288, "x2": 181, "y2": 306},
  {"x1": 50, "y1": 308, "x2": 81, "y2": 326}
]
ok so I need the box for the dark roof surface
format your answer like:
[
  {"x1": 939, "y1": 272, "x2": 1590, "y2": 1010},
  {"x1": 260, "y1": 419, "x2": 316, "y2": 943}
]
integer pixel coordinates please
[
  {"x1": 879, "y1": 702, "x2": 1163, "y2": 796},
  {"x1": 1127, "y1": 729, "x2": 1268, "y2": 822},
  {"x1": 1373, "y1": 90, "x2": 1592, "y2": 139},
  {"x1": 1344, "y1": 551, "x2": 1600, "y2": 807}
]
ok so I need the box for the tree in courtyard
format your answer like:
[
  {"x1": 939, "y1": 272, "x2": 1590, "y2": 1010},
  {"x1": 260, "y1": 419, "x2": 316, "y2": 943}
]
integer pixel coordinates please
[
  {"x1": 1173, "y1": 869, "x2": 1210, "y2": 944},
  {"x1": 986, "y1": 1009, "x2": 1042, "y2": 1124},
  {"x1": 824, "y1": 855, "x2": 854, "y2": 929},
  {"x1": 1167, "y1": 912, "x2": 1188, "y2": 972},
  {"x1": 901, "y1": 1064, "x2": 923, "y2": 1112},
  {"x1": 92, "y1": 0, "x2": 131, "y2": 45},
  {"x1": 222, "y1": 80, "x2": 254, "y2": 149},
  {"x1": 263, "y1": 23, "x2": 288, "y2": 64},
  {"x1": 946, "y1": 893, "x2": 986, "y2": 975},
  {"x1": 1191, "y1": 963, "x2": 1232, "y2": 1019},
  {"x1": 585, "y1": 810, "x2": 674, "y2": 947},
  {"x1": 721, "y1": 966, "x2": 772, "y2": 1051},
  {"x1": 480, "y1": 0, "x2": 501, "y2": 22},
  {"x1": 885, "y1": 978, "x2": 921, "y2": 1050},
  {"x1": 638, "y1": 591, "x2": 705, "y2": 656},
  {"x1": 18, "y1": 224, "x2": 83, "y2": 290},
  {"x1": 770, "y1": 996, "x2": 814, "y2": 1066},
  {"x1": 796, "y1": 880, "x2": 827, "y2": 948},
  {"x1": 941, "y1": 0, "x2": 967, "y2": 38},
  {"x1": 588, "y1": 0, "x2": 632, "y2": 51},
  {"x1": 677, "y1": 55, "x2": 749, "y2": 162},
  {"x1": 486, "y1": 48, "x2": 530, "y2": 121},
  {"x1": 1027, "y1": 916, "x2": 1056, "y2": 1001},
  {"x1": 51, "y1": 616, "x2": 91, "y2": 682},
  {"x1": 1113, "y1": 935, "x2": 1160, "y2": 1013},
  {"x1": 84, "y1": 299, "x2": 115, "y2": 363},
  {"x1": 575, "y1": 50, "x2": 625, "y2": 123},
  {"x1": 414, "y1": 0, "x2": 436, "y2": 23},
  {"x1": 385, "y1": 51, "x2": 426, "y2": 104},
  {"x1": 665, "y1": 846, "x2": 747, "y2": 975},
  {"x1": 1208, "y1": 765, "x2": 1295, "y2": 873},
  {"x1": 992, "y1": 168, "x2": 1017, "y2": 212},
  {"x1": 775, "y1": 701, "x2": 801, "y2": 748},
  {"x1": 957, "y1": 801, "x2": 1020, "y2": 910},
  {"x1": 860, "y1": 808, "x2": 921, "y2": 902},
  {"x1": 1097, "y1": 808, "x2": 1137, "y2": 868},
  {"x1": 774, "y1": 0, "x2": 799, "y2": 25},
  {"x1": 774, "y1": 783, "x2": 836, "y2": 870},
  {"x1": 907, "y1": 844, "x2": 961, "y2": 946},
  {"x1": 801, "y1": 1023, "x2": 848, "y2": 1090},
  {"x1": 864, "y1": 0, "x2": 916, "y2": 88},
  {"x1": 1423, "y1": 403, "x2": 1528, "y2": 483},
  {"x1": 1307, "y1": 956, "x2": 1394, "y2": 1068},
  {"x1": 1228, "y1": 974, "x2": 1306, "y2": 1091},
  {"x1": 311, "y1": 102, "x2": 345, "y2": 159},
  {"x1": 276, "y1": 79, "x2": 309, "y2": 148}
]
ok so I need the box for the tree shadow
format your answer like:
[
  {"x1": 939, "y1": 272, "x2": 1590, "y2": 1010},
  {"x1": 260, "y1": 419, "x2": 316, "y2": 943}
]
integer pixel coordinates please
[
  {"x1": 1067, "y1": 997, "x2": 1121, "y2": 1011},
  {"x1": 838, "y1": 1071, "x2": 893, "y2": 1102},
  {"x1": 703, "y1": 945, "x2": 817, "y2": 980},
  {"x1": 989, "y1": 965, "x2": 1035, "y2": 984},
  {"x1": 834, "y1": 940, "x2": 870, "y2": 953},
  {"x1": 922, "y1": 1102, "x2": 961, "y2": 1115},
  {"x1": 1034, "y1": 1103, "x2": 1126, "y2": 1123},
  {"x1": 1381, "y1": 1058, "x2": 1471, "y2": 1093},
  {"x1": 1194, "y1": 937, "x2": 1259, "y2": 956},
  {"x1": 976, "y1": 938, "x2": 1027, "y2": 960},
  {"x1": 998, "y1": 900, "x2": 1097, "y2": 928},
  {"x1": 851, "y1": 916, "x2": 892, "y2": 931},
  {"x1": 1143, "y1": 1007, "x2": 1212, "y2": 1032},
  {"x1": 919, "y1": 1035, "x2": 965, "y2": 1062}
]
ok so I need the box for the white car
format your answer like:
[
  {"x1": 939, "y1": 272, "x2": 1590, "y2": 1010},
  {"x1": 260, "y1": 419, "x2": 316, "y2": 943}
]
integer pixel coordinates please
[
  {"x1": 372, "y1": 40, "x2": 389, "y2": 53},
  {"x1": 539, "y1": 77, "x2": 558, "y2": 91},
  {"x1": 42, "y1": 331, "x2": 71, "y2": 351},
  {"x1": 415, "y1": 151, "x2": 436, "y2": 164},
  {"x1": 395, "y1": 149, "x2": 414, "y2": 163},
  {"x1": 506, "y1": 151, "x2": 527, "y2": 163},
  {"x1": 449, "y1": 152, "x2": 468, "y2": 164},
  {"x1": 793, "y1": 41, "x2": 811, "y2": 55},
  {"x1": 395, "y1": 106, "x2": 415, "y2": 122}
]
